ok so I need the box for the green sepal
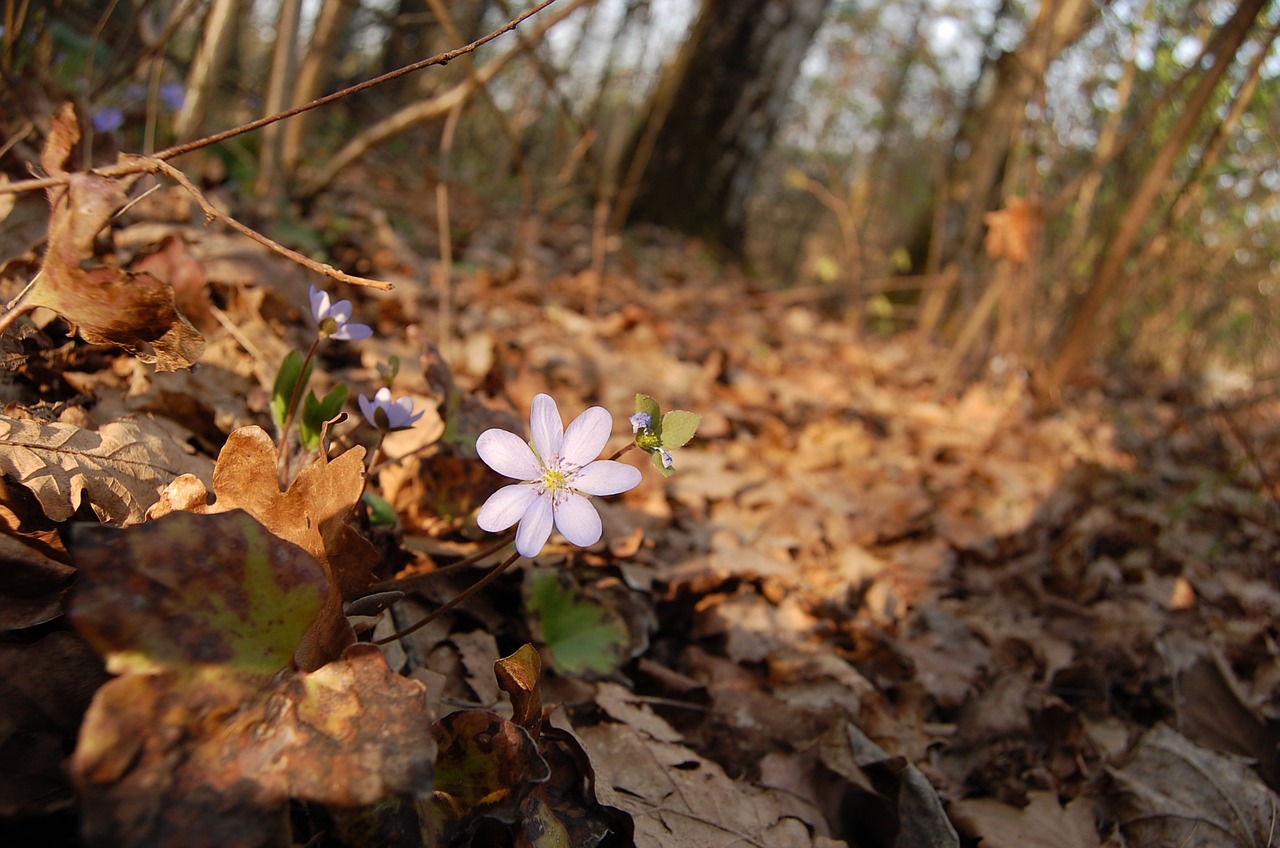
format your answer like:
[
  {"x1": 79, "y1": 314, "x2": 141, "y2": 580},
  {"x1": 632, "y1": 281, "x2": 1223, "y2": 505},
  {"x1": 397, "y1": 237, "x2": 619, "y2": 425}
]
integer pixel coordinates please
[
  {"x1": 271, "y1": 350, "x2": 313, "y2": 429},
  {"x1": 651, "y1": 451, "x2": 675, "y2": 477},
  {"x1": 299, "y1": 383, "x2": 349, "y2": 450},
  {"x1": 634, "y1": 393, "x2": 662, "y2": 423}
]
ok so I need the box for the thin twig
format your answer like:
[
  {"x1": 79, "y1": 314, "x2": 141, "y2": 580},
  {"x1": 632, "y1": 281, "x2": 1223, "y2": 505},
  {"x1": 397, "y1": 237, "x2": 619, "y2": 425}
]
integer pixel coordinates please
[
  {"x1": 0, "y1": 0, "x2": 565, "y2": 197},
  {"x1": 135, "y1": 155, "x2": 394, "y2": 290},
  {"x1": 374, "y1": 550, "x2": 522, "y2": 644}
]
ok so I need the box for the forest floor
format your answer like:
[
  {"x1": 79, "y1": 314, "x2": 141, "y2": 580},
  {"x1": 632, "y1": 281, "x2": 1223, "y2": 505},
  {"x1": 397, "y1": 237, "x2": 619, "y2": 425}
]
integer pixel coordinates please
[{"x1": 2, "y1": 163, "x2": 1279, "y2": 848}]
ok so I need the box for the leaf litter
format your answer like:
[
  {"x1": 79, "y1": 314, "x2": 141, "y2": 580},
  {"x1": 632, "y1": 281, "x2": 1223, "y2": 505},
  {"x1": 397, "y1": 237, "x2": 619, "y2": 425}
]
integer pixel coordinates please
[{"x1": 0, "y1": 160, "x2": 1277, "y2": 848}]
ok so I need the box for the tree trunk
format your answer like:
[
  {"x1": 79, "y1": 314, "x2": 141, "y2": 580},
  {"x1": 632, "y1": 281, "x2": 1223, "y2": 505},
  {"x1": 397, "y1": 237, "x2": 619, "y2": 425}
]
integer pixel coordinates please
[
  {"x1": 1044, "y1": 0, "x2": 1269, "y2": 397},
  {"x1": 281, "y1": 0, "x2": 356, "y2": 175},
  {"x1": 174, "y1": 0, "x2": 240, "y2": 141},
  {"x1": 615, "y1": 0, "x2": 832, "y2": 255}
]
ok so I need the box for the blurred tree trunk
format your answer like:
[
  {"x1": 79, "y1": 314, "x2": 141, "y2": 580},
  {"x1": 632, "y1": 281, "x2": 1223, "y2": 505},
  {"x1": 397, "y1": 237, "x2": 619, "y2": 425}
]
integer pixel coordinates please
[
  {"x1": 1044, "y1": 0, "x2": 1269, "y2": 398},
  {"x1": 380, "y1": 0, "x2": 492, "y2": 97},
  {"x1": 914, "y1": 0, "x2": 1100, "y2": 282},
  {"x1": 254, "y1": 0, "x2": 304, "y2": 213},
  {"x1": 174, "y1": 0, "x2": 240, "y2": 141},
  {"x1": 281, "y1": 0, "x2": 356, "y2": 174},
  {"x1": 615, "y1": 0, "x2": 832, "y2": 255}
]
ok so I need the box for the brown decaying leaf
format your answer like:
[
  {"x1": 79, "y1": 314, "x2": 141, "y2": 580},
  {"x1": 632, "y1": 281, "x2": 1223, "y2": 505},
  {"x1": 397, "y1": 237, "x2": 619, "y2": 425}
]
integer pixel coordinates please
[
  {"x1": 1106, "y1": 723, "x2": 1280, "y2": 848},
  {"x1": 73, "y1": 645, "x2": 435, "y2": 848},
  {"x1": 148, "y1": 425, "x2": 377, "y2": 670},
  {"x1": 0, "y1": 528, "x2": 75, "y2": 629},
  {"x1": 0, "y1": 413, "x2": 211, "y2": 526},
  {"x1": 19, "y1": 104, "x2": 204, "y2": 370}
]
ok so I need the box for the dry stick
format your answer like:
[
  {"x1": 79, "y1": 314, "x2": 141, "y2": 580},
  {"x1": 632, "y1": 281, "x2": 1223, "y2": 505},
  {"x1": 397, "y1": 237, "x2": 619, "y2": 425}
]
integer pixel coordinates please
[
  {"x1": 133, "y1": 155, "x2": 395, "y2": 290},
  {"x1": 374, "y1": 550, "x2": 523, "y2": 644},
  {"x1": 0, "y1": 0, "x2": 566, "y2": 199}
]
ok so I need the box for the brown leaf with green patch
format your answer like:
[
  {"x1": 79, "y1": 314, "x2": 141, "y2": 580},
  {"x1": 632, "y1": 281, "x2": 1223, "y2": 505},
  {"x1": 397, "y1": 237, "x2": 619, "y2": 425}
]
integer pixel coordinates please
[
  {"x1": 2, "y1": 104, "x2": 203, "y2": 370},
  {"x1": 68, "y1": 510, "x2": 327, "y2": 682},
  {"x1": 149, "y1": 425, "x2": 379, "y2": 670},
  {"x1": 72, "y1": 645, "x2": 436, "y2": 848}
]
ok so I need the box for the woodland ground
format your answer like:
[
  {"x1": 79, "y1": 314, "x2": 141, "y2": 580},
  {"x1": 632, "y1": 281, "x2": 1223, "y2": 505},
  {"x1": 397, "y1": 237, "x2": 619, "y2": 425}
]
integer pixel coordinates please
[{"x1": 2, "y1": 163, "x2": 1279, "y2": 848}]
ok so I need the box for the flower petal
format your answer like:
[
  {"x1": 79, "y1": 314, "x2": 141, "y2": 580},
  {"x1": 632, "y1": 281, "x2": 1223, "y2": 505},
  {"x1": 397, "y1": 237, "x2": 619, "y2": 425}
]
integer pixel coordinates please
[
  {"x1": 561, "y1": 406, "x2": 612, "y2": 467},
  {"x1": 328, "y1": 299, "x2": 354, "y2": 323},
  {"x1": 553, "y1": 493, "x2": 602, "y2": 548},
  {"x1": 515, "y1": 494, "x2": 554, "y2": 557},
  {"x1": 476, "y1": 429, "x2": 541, "y2": 480},
  {"x1": 358, "y1": 393, "x2": 376, "y2": 426},
  {"x1": 333, "y1": 322, "x2": 373, "y2": 341},
  {"x1": 529, "y1": 394, "x2": 563, "y2": 461},
  {"x1": 572, "y1": 460, "x2": 641, "y2": 496},
  {"x1": 476, "y1": 484, "x2": 537, "y2": 533},
  {"x1": 310, "y1": 287, "x2": 330, "y2": 322}
]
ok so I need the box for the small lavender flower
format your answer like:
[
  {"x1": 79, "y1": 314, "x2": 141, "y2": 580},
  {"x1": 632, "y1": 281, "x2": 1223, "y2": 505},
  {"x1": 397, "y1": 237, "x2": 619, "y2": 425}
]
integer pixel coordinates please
[
  {"x1": 359, "y1": 388, "x2": 424, "y2": 432},
  {"x1": 657, "y1": 448, "x2": 674, "y2": 470},
  {"x1": 309, "y1": 285, "x2": 372, "y2": 341},
  {"x1": 630, "y1": 412, "x2": 652, "y2": 433},
  {"x1": 92, "y1": 107, "x2": 125, "y2": 133},
  {"x1": 160, "y1": 82, "x2": 185, "y2": 112},
  {"x1": 476, "y1": 394, "x2": 642, "y2": 558}
]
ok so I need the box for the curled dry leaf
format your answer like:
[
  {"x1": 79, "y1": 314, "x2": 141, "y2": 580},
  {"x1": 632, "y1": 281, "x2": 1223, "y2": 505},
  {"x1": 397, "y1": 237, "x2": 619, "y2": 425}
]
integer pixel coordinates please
[
  {"x1": 148, "y1": 425, "x2": 378, "y2": 670},
  {"x1": 0, "y1": 413, "x2": 211, "y2": 526},
  {"x1": 6, "y1": 104, "x2": 204, "y2": 370}
]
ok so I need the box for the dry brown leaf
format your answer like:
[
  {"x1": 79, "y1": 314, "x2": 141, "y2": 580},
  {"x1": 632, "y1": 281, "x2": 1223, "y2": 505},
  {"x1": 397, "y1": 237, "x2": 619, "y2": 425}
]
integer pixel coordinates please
[
  {"x1": 148, "y1": 425, "x2": 377, "y2": 669},
  {"x1": 0, "y1": 528, "x2": 75, "y2": 629},
  {"x1": 13, "y1": 104, "x2": 204, "y2": 370},
  {"x1": 577, "y1": 718, "x2": 823, "y2": 848},
  {"x1": 950, "y1": 792, "x2": 1102, "y2": 848},
  {"x1": 1106, "y1": 723, "x2": 1280, "y2": 848},
  {"x1": 0, "y1": 413, "x2": 210, "y2": 525}
]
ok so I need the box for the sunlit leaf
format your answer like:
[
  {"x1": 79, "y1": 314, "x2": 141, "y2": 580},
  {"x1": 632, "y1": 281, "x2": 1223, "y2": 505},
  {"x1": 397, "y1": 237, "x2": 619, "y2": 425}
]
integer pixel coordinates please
[
  {"x1": 658, "y1": 410, "x2": 701, "y2": 450},
  {"x1": 271, "y1": 349, "x2": 313, "y2": 429}
]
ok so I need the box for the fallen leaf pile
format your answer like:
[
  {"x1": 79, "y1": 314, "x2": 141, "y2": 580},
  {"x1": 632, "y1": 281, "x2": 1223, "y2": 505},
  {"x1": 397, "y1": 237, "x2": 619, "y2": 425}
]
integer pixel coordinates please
[{"x1": 1, "y1": 147, "x2": 1277, "y2": 847}]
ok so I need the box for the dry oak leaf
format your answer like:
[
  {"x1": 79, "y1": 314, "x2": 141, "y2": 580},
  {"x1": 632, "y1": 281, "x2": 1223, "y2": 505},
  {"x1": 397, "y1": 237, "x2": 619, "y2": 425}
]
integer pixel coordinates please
[
  {"x1": 0, "y1": 413, "x2": 211, "y2": 526},
  {"x1": 3, "y1": 104, "x2": 203, "y2": 370},
  {"x1": 149, "y1": 425, "x2": 377, "y2": 670}
]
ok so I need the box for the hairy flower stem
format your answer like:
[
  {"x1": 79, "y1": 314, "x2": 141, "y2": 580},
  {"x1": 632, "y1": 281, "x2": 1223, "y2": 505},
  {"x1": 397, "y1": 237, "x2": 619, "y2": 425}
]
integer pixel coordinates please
[
  {"x1": 277, "y1": 338, "x2": 320, "y2": 485},
  {"x1": 374, "y1": 550, "x2": 522, "y2": 644}
]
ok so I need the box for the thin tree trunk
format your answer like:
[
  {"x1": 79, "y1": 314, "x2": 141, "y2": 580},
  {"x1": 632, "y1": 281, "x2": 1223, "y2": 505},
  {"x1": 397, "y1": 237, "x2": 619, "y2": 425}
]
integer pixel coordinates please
[
  {"x1": 174, "y1": 0, "x2": 239, "y2": 142},
  {"x1": 254, "y1": 0, "x2": 305, "y2": 210},
  {"x1": 1044, "y1": 0, "x2": 1269, "y2": 397},
  {"x1": 282, "y1": 0, "x2": 356, "y2": 175}
]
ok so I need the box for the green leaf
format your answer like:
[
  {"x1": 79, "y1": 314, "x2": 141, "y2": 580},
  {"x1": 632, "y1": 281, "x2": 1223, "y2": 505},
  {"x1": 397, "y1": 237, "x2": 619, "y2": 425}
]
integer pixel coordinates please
[
  {"x1": 271, "y1": 350, "x2": 313, "y2": 429},
  {"x1": 634, "y1": 393, "x2": 662, "y2": 425},
  {"x1": 362, "y1": 491, "x2": 397, "y2": 526},
  {"x1": 659, "y1": 410, "x2": 701, "y2": 449},
  {"x1": 524, "y1": 570, "x2": 628, "y2": 677},
  {"x1": 299, "y1": 383, "x2": 348, "y2": 450}
]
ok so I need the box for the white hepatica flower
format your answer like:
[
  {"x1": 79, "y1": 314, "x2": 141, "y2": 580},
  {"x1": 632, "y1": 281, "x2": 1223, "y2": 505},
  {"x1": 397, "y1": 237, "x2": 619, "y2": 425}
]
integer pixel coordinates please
[{"x1": 476, "y1": 393, "x2": 642, "y2": 558}]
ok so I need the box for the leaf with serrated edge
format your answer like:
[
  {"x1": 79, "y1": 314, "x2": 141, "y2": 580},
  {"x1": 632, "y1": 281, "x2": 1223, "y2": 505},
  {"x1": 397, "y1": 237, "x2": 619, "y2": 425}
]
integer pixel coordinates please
[{"x1": 0, "y1": 414, "x2": 210, "y2": 526}]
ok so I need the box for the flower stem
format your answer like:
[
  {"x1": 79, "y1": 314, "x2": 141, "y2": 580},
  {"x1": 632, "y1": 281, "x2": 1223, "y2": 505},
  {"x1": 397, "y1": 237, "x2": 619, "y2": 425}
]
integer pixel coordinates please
[
  {"x1": 277, "y1": 338, "x2": 320, "y2": 486},
  {"x1": 608, "y1": 443, "x2": 637, "y2": 462},
  {"x1": 372, "y1": 531, "x2": 517, "y2": 591},
  {"x1": 374, "y1": 549, "x2": 522, "y2": 644}
]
